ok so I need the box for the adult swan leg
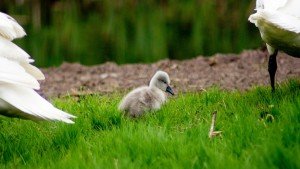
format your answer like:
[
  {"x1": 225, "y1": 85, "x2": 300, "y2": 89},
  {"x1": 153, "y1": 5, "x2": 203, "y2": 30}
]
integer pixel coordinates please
[{"x1": 268, "y1": 49, "x2": 278, "y2": 92}]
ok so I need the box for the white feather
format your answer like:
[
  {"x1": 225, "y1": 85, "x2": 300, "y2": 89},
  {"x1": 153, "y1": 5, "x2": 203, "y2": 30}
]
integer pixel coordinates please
[
  {"x1": 0, "y1": 36, "x2": 32, "y2": 62},
  {"x1": 0, "y1": 13, "x2": 44, "y2": 80},
  {"x1": 20, "y1": 63, "x2": 45, "y2": 80},
  {"x1": 0, "y1": 84, "x2": 75, "y2": 123},
  {"x1": 255, "y1": 0, "x2": 287, "y2": 10},
  {"x1": 0, "y1": 12, "x2": 75, "y2": 123},
  {"x1": 249, "y1": 0, "x2": 300, "y2": 56},
  {"x1": 250, "y1": 0, "x2": 300, "y2": 33},
  {"x1": 251, "y1": 10, "x2": 300, "y2": 33},
  {"x1": 278, "y1": 0, "x2": 300, "y2": 18},
  {"x1": 0, "y1": 36, "x2": 45, "y2": 80},
  {"x1": 0, "y1": 57, "x2": 40, "y2": 89},
  {"x1": 0, "y1": 12, "x2": 26, "y2": 41}
]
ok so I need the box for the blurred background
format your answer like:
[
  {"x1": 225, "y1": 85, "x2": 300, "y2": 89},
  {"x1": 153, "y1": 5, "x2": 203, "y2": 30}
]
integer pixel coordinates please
[{"x1": 0, "y1": 0, "x2": 262, "y2": 67}]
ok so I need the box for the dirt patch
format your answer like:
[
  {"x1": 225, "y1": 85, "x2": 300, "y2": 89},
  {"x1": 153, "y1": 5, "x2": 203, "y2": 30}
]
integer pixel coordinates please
[{"x1": 40, "y1": 49, "x2": 300, "y2": 97}]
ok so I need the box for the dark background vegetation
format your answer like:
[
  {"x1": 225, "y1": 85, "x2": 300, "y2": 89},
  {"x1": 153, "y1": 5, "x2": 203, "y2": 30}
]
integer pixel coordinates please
[{"x1": 0, "y1": 0, "x2": 262, "y2": 67}]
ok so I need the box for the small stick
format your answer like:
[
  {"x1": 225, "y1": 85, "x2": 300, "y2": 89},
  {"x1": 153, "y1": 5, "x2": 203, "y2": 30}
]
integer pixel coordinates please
[{"x1": 209, "y1": 111, "x2": 222, "y2": 138}]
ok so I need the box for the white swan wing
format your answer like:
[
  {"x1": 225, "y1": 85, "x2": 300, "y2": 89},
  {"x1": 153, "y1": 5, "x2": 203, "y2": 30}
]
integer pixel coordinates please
[
  {"x1": 0, "y1": 84, "x2": 76, "y2": 123},
  {"x1": 255, "y1": 0, "x2": 287, "y2": 10},
  {"x1": 0, "y1": 12, "x2": 26, "y2": 41},
  {"x1": 0, "y1": 37, "x2": 45, "y2": 80},
  {"x1": 261, "y1": 10, "x2": 300, "y2": 33},
  {"x1": 0, "y1": 36, "x2": 32, "y2": 62},
  {"x1": 255, "y1": 0, "x2": 300, "y2": 18},
  {"x1": 0, "y1": 57, "x2": 40, "y2": 89},
  {"x1": 255, "y1": 0, "x2": 289, "y2": 10},
  {"x1": 278, "y1": 0, "x2": 300, "y2": 18},
  {"x1": 19, "y1": 63, "x2": 45, "y2": 80}
]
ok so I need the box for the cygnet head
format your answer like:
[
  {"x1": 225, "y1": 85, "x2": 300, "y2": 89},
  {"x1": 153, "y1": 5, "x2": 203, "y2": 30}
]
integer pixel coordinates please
[{"x1": 149, "y1": 71, "x2": 174, "y2": 95}]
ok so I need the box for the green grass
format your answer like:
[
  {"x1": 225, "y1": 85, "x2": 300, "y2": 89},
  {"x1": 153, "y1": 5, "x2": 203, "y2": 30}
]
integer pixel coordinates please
[{"x1": 0, "y1": 80, "x2": 300, "y2": 168}]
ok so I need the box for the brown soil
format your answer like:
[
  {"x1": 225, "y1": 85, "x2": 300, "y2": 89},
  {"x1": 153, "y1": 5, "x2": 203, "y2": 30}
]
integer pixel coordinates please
[{"x1": 40, "y1": 49, "x2": 300, "y2": 97}]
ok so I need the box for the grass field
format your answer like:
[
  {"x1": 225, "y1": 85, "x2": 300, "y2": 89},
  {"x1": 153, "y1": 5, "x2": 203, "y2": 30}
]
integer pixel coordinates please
[{"x1": 0, "y1": 80, "x2": 299, "y2": 169}]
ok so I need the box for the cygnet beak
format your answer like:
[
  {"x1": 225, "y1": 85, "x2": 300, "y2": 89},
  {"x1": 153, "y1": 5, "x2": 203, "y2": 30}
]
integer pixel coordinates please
[{"x1": 166, "y1": 86, "x2": 174, "y2": 95}]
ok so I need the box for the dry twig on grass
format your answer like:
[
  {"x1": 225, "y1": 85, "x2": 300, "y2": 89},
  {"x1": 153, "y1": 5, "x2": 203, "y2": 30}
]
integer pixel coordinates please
[{"x1": 209, "y1": 111, "x2": 222, "y2": 139}]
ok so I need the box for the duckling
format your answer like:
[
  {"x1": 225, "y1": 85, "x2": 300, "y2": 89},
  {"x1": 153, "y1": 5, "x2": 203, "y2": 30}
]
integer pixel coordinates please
[
  {"x1": 118, "y1": 71, "x2": 174, "y2": 117},
  {"x1": 248, "y1": 0, "x2": 300, "y2": 91}
]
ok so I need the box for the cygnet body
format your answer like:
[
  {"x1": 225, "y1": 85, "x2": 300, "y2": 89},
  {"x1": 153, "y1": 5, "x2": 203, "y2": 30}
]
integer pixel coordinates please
[{"x1": 119, "y1": 71, "x2": 174, "y2": 117}]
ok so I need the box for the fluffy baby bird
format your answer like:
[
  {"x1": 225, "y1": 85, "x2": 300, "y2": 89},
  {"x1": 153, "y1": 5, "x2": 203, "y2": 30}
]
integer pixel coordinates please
[{"x1": 119, "y1": 71, "x2": 174, "y2": 117}]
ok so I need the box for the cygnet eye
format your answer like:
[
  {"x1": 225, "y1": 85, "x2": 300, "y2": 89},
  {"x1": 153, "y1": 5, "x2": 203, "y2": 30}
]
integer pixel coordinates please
[{"x1": 161, "y1": 80, "x2": 167, "y2": 84}]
